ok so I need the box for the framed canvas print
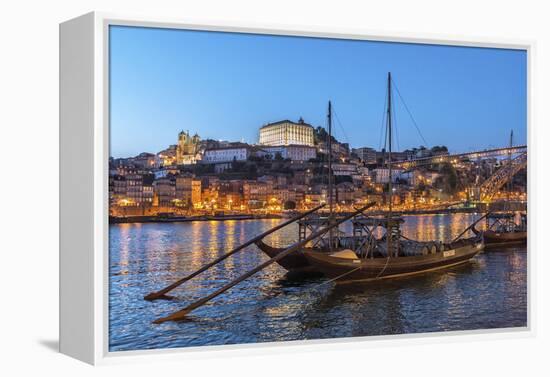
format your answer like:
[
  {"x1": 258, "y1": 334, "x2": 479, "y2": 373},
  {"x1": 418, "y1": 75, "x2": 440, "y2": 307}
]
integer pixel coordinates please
[{"x1": 60, "y1": 12, "x2": 532, "y2": 365}]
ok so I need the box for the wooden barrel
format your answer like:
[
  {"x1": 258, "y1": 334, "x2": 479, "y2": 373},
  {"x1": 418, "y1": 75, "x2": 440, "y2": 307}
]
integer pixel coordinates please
[{"x1": 421, "y1": 245, "x2": 430, "y2": 255}]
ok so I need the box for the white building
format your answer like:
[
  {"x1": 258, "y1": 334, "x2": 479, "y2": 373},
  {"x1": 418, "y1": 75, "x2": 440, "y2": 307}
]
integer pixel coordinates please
[
  {"x1": 331, "y1": 163, "x2": 359, "y2": 176},
  {"x1": 259, "y1": 118, "x2": 315, "y2": 147},
  {"x1": 353, "y1": 147, "x2": 377, "y2": 164},
  {"x1": 202, "y1": 146, "x2": 250, "y2": 164},
  {"x1": 259, "y1": 145, "x2": 317, "y2": 161},
  {"x1": 372, "y1": 167, "x2": 406, "y2": 184}
]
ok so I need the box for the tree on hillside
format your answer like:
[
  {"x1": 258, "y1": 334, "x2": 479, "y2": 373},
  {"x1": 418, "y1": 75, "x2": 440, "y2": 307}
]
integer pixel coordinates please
[
  {"x1": 431, "y1": 145, "x2": 448, "y2": 154},
  {"x1": 439, "y1": 162, "x2": 458, "y2": 194}
]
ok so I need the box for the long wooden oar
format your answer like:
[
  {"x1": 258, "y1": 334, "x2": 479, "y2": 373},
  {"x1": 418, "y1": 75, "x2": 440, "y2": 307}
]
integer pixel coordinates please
[
  {"x1": 451, "y1": 211, "x2": 492, "y2": 243},
  {"x1": 144, "y1": 204, "x2": 325, "y2": 301},
  {"x1": 153, "y1": 202, "x2": 375, "y2": 323}
]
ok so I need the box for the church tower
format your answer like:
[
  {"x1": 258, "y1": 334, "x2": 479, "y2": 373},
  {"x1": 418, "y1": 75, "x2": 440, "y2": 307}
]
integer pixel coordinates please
[{"x1": 176, "y1": 130, "x2": 201, "y2": 165}]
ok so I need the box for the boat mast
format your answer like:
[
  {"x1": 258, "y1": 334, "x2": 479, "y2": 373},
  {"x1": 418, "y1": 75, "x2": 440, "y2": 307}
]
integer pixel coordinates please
[
  {"x1": 506, "y1": 129, "x2": 513, "y2": 214},
  {"x1": 328, "y1": 100, "x2": 334, "y2": 250},
  {"x1": 507, "y1": 130, "x2": 513, "y2": 202},
  {"x1": 387, "y1": 72, "x2": 393, "y2": 258}
]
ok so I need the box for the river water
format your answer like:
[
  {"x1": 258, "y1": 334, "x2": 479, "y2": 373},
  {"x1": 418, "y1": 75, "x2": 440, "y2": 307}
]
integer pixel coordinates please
[{"x1": 109, "y1": 213, "x2": 527, "y2": 352}]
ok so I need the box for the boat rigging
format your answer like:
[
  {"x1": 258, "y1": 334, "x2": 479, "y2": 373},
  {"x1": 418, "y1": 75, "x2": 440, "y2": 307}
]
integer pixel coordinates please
[{"x1": 303, "y1": 72, "x2": 485, "y2": 283}]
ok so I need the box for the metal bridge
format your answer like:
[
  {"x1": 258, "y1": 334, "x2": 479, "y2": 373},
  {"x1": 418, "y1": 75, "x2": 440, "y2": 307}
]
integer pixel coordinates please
[
  {"x1": 479, "y1": 152, "x2": 527, "y2": 202},
  {"x1": 394, "y1": 145, "x2": 527, "y2": 169},
  {"x1": 390, "y1": 144, "x2": 527, "y2": 203}
]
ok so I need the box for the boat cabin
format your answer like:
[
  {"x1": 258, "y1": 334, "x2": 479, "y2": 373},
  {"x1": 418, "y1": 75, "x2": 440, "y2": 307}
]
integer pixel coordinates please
[
  {"x1": 351, "y1": 216, "x2": 404, "y2": 257},
  {"x1": 486, "y1": 212, "x2": 526, "y2": 233},
  {"x1": 297, "y1": 215, "x2": 348, "y2": 249}
]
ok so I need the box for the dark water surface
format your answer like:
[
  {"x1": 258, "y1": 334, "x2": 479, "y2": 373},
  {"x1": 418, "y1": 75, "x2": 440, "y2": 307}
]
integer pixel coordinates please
[{"x1": 109, "y1": 213, "x2": 527, "y2": 351}]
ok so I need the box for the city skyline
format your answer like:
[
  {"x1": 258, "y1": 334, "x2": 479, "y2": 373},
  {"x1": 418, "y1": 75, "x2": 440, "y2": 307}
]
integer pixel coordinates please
[{"x1": 110, "y1": 26, "x2": 527, "y2": 159}]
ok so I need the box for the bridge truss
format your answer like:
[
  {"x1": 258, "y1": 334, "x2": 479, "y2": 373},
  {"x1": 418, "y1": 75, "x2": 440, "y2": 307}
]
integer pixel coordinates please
[
  {"x1": 395, "y1": 145, "x2": 527, "y2": 169},
  {"x1": 479, "y1": 152, "x2": 527, "y2": 202}
]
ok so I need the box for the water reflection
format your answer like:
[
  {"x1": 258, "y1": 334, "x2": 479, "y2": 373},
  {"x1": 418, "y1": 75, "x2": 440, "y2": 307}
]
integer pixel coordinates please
[{"x1": 109, "y1": 214, "x2": 527, "y2": 351}]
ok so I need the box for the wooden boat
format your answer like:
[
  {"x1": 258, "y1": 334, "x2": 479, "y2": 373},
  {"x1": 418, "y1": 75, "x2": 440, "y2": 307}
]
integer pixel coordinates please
[
  {"x1": 255, "y1": 239, "x2": 311, "y2": 271},
  {"x1": 303, "y1": 72, "x2": 484, "y2": 283},
  {"x1": 303, "y1": 216, "x2": 484, "y2": 283},
  {"x1": 473, "y1": 212, "x2": 527, "y2": 248}
]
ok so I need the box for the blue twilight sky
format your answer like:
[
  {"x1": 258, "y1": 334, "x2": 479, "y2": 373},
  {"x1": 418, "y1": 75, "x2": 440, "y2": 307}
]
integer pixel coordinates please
[{"x1": 109, "y1": 25, "x2": 527, "y2": 159}]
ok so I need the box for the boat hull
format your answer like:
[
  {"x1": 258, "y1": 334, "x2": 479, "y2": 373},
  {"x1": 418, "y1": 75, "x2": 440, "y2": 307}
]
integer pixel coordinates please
[
  {"x1": 303, "y1": 241, "x2": 484, "y2": 283},
  {"x1": 254, "y1": 239, "x2": 314, "y2": 272},
  {"x1": 482, "y1": 230, "x2": 527, "y2": 248}
]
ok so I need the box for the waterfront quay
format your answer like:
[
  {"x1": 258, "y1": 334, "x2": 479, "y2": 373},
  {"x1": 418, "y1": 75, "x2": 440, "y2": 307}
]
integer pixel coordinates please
[{"x1": 109, "y1": 202, "x2": 527, "y2": 225}]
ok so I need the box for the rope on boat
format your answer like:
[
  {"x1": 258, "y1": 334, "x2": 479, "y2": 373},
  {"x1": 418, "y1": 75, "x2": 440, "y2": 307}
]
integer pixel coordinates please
[
  {"x1": 309, "y1": 250, "x2": 391, "y2": 291},
  {"x1": 304, "y1": 266, "x2": 363, "y2": 293},
  {"x1": 306, "y1": 254, "x2": 389, "y2": 293},
  {"x1": 321, "y1": 266, "x2": 362, "y2": 285},
  {"x1": 305, "y1": 252, "x2": 389, "y2": 292},
  {"x1": 375, "y1": 256, "x2": 391, "y2": 279}
]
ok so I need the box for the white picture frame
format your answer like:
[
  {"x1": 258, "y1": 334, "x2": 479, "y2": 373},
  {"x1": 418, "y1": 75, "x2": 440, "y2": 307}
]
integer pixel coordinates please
[{"x1": 59, "y1": 11, "x2": 535, "y2": 365}]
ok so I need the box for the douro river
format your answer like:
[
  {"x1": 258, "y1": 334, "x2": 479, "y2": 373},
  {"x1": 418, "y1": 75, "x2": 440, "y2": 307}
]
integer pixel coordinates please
[{"x1": 109, "y1": 213, "x2": 527, "y2": 351}]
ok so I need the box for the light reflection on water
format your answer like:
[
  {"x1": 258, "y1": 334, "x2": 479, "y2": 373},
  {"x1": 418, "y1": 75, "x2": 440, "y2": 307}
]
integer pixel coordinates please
[{"x1": 109, "y1": 213, "x2": 527, "y2": 351}]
